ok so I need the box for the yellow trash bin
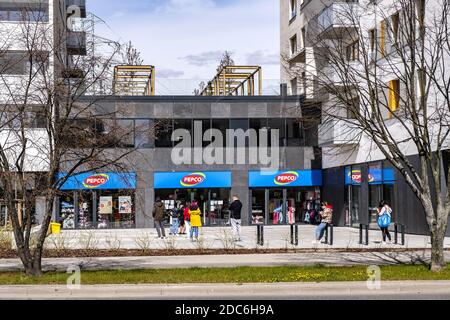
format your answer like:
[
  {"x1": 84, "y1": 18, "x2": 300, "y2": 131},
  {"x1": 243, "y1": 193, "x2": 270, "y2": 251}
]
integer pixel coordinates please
[{"x1": 50, "y1": 222, "x2": 61, "y2": 234}]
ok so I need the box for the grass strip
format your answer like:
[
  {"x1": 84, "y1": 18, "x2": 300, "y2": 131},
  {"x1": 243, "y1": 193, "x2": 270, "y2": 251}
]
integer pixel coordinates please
[{"x1": 0, "y1": 264, "x2": 450, "y2": 285}]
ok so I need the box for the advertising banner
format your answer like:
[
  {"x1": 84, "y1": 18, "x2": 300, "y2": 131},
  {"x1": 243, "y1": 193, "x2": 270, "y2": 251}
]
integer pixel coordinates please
[
  {"x1": 119, "y1": 196, "x2": 132, "y2": 214},
  {"x1": 99, "y1": 196, "x2": 113, "y2": 214}
]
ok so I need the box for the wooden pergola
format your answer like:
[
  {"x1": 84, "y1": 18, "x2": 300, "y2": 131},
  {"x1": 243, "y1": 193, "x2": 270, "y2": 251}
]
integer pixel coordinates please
[
  {"x1": 113, "y1": 65, "x2": 155, "y2": 96},
  {"x1": 200, "y1": 66, "x2": 263, "y2": 96}
]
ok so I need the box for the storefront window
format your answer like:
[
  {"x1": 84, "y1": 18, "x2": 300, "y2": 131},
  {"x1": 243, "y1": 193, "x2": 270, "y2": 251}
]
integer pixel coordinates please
[
  {"x1": 368, "y1": 162, "x2": 383, "y2": 223},
  {"x1": 97, "y1": 190, "x2": 135, "y2": 229},
  {"x1": 251, "y1": 189, "x2": 265, "y2": 225},
  {"x1": 58, "y1": 172, "x2": 137, "y2": 230},
  {"x1": 59, "y1": 195, "x2": 75, "y2": 229},
  {"x1": 155, "y1": 188, "x2": 230, "y2": 227},
  {"x1": 78, "y1": 192, "x2": 93, "y2": 229},
  {"x1": 269, "y1": 189, "x2": 284, "y2": 225},
  {"x1": 345, "y1": 165, "x2": 361, "y2": 226}
]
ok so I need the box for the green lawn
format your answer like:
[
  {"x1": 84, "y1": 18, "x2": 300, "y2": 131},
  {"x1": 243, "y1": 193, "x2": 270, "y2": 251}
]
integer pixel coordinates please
[{"x1": 1, "y1": 264, "x2": 450, "y2": 285}]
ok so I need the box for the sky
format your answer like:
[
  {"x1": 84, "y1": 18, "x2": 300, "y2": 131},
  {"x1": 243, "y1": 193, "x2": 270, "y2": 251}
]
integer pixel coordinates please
[{"x1": 88, "y1": 0, "x2": 280, "y2": 94}]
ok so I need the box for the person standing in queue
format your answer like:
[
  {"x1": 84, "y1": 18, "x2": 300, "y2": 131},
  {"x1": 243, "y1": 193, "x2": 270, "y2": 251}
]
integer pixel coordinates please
[
  {"x1": 152, "y1": 197, "x2": 166, "y2": 239},
  {"x1": 183, "y1": 201, "x2": 191, "y2": 236},
  {"x1": 229, "y1": 195, "x2": 243, "y2": 242},
  {"x1": 189, "y1": 200, "x2": 202, "y2": 242}
]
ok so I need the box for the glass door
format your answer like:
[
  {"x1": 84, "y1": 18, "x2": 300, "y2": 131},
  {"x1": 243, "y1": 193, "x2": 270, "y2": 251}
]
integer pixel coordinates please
[{"x1": 269, "y1": 189, "x2": 284, "y2": 225}]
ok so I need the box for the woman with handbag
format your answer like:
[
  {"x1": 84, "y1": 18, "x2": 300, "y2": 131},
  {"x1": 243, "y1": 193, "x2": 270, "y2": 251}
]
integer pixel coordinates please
[{"x1": 377, "y1": 201, "x2": 392, "y2": 244}]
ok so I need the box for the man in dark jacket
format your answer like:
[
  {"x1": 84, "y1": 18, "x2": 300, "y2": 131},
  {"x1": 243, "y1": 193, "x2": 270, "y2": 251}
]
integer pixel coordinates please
[
  {"x1": 153, "y1": 198, "x2": 166, "y2": 239},
  {"x1": 229, "y1": 195, "x2": 243, "y2": 242}
]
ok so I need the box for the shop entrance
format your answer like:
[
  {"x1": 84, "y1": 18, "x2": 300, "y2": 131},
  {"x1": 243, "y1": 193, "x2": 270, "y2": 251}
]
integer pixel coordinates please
[
  {"x1": 155, "y1": 188, "x2": 231, "y2": 227},
  {"x1": 250, "y1": 187, "x2": 321, "y2": 225}
]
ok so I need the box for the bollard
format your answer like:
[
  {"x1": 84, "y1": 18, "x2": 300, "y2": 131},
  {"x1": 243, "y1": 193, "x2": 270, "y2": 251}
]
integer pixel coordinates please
[
  {"x1": 394, "y1": 223, "x2": 406, "y2": 246},
  {"x1": 324, "y1": 224, "x2": 334, "y2": 246},
  {"x1": 365, "y1": 224, "x2": 369, "y2": 246},
  {"x1": 401, "y1": 224, "x2": 406, "y2": 246},
  {"x1": 290, "y1": 224, "x2": 299, "y2": 246},
  {"x1": 359, "y1": 224, "x2": 369, "y2": 246},
  {"x1": 257, "y1": 225, "x2": 264, "y2": 246},
  {"x1": 359, "y1": 224, "x2": 363, "y2": 245}
]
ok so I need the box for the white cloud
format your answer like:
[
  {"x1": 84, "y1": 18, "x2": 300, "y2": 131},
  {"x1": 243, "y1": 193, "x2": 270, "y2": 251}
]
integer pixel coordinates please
[
  {"x1": 92, "y1": 0, "x2": 280, "y2": 94},
  {"x1": 158, "y1": 68, "x2": 185, "y2": 78},
  {"x1": 246, "y1": 50, "x2": 279, "y2": 66},
  {"x1": 180, "y1": 50, "x2": 225, "y2": 66}
]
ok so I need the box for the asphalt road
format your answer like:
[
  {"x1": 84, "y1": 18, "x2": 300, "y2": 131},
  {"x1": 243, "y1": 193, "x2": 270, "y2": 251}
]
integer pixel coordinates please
[{"x1": 1, "y1": 281, "x2": 450, "y2": 300}]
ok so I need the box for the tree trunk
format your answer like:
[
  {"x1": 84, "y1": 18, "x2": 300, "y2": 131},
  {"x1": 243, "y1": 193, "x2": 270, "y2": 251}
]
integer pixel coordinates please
[{"x1": 430, "y1": 228, "x2": 446, "y2": 272}]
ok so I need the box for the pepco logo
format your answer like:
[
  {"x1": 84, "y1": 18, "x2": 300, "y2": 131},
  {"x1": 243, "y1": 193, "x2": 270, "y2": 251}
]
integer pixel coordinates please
[
  {"x1": 180, "y1": 173, "x2": 206, "y2": 187},
  {"x1": 274, "y1": 171, "x2": 299, "y2": 186},
  {"x1": 82, "y1": 174, "x2": 110, "y2": 189},
  {"x1": 350, "y1": 170, "x2": 362, "y2": 184}
]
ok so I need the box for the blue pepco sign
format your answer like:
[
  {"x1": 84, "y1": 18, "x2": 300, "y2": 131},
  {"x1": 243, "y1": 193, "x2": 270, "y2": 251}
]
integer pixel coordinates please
[
  {"x1": 154, "y1": 171, "x2": 232, "y2": 189},
  {"x1": 58, "y1": 172, "x2": 136, "y2": 190},
  {"x1": 249, "y1": 170, "x2": 322, "y2": 188}
]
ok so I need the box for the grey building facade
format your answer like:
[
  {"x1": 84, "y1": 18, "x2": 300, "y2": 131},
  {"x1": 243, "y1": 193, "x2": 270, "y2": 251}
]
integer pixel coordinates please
[{"x1": 57, "y1": 95, "x2": 323, "y2": 229}]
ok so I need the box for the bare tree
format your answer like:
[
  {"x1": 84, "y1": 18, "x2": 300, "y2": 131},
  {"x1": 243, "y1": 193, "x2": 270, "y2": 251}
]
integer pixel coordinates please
[
  {"x1": 216, "y1": 50, "x2": 235, "y2": 73},
  {"x1": 119, "y1": 41, "x2": 144, "y2": 66},
  {"x1": 285, "y1": 0, "x2": 450, "y2": 271},
  {"x1": 0, "y1": 4, "x2": 144, "y2": 275}
]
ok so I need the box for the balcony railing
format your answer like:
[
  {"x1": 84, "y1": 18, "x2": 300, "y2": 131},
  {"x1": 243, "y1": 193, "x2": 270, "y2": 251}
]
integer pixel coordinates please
[
  {"x1": 66, "y1": 30, "x2": 87, "y2": 55},
  {"x1": 318, "y1": 118, "x2": 360, "y2": 146},
  {"x1": 316, "y1": 2, "x2": 360, "y2": 38}
]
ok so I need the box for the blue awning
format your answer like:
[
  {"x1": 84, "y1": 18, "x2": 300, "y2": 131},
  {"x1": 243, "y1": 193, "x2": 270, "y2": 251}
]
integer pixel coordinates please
[
  {"x1": 249, "y1": 170, "x2": 322, "y2": 188},
  {"x1": 154, "y1": 171, "x2": 232, "y2": 189},
  {"x1": 59, "y1": 172, "x2": 136, "y2": 190}
]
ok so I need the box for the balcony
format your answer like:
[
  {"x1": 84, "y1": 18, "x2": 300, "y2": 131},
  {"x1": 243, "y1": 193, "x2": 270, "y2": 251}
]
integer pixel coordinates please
[
  {"x1": 318, "y1": 119, "x2": 360, "y2": 146},
  {"x1": 320, "y1": 61, "x2": 362, "y2": 87},
  {"x1": 316, "y1": 2, "x2": 360, "y2": 39},
  {"x1": 288, "y1": 47, "x2": 306, "y2": 64},
  {"x1": 66, "y1": 30, "x2": 87, "y2": 55},
  {"x1": 66, "y1": 0, "x2": 86, "y2": 18}
]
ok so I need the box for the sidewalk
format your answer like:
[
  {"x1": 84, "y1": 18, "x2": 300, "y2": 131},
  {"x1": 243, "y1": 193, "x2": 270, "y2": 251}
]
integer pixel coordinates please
[
  {"x1": 2, "y1": 281, "x2": 450, "y2": 300},
  {"x1": 41, "y1": 225, "x2": 450, "y2": 250},
  {"x1": 1, "y1": 251, "x2": 449, "y2": 272}
]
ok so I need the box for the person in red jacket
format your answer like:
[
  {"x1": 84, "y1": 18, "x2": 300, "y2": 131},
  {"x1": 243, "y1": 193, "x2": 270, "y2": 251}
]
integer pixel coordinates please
[{"x1": 183, "y1": 201, "x2": 191, "y2": 236}]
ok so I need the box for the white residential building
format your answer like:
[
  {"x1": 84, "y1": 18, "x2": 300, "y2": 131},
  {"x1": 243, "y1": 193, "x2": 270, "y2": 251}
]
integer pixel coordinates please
[{"x1": 281, "y1": 0, "x2": 450, "y2": 235}]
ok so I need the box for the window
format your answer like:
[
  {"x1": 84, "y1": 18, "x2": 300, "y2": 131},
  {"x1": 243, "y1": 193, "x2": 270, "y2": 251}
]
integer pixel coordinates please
[
  {"x1": 391, "y1": 12, "x2": 400, "y2": 45},
  {"x1": 173, "y1": 119, "x2": 192, "y2": 145},
  {"x1": 290, "y1": 35, "x2": 298, "y2": 56},
  {"x1": 268, "y1": 119, "x2": 286, "y2": 147},
  {"x1": 0, "y1": 6, "x2": 49, "y2": 22},
  {"x1": 388, "y1": 79, "x2": 400, "y2": 116},
  {"x1": 369, "y1": 29, "x2": 376, "y2": 53},
  {"x1": 290, "y1": 78, "x2": 298, "y2": 95},
  {"x1": 0, "y1": 51, "x2": 49, "y2": 75},
  {"x1": 155, "y1": 119, "x2": 174, "y2": 148},
  {"x1": 135, "y1": 119, "x2": 154, "y2": 149},
  {"x1": 346, "y1": 40, "x2": 359, "y2": 61},
  {"x1": 286, "y1": 119, "x2": 304, "y2": 146},
  {"x1": 290, "y1": 0, "x2": 297, "y2": 19},
  {"x1": 301, "y1": 27, "x2": 306, "y2": 49},
  {"x1": 347, "y1": 96, "x2": 360, "y2": 119},
  {"x1": 116, "y1": 120, "x2": 135, "y2": 148}
]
